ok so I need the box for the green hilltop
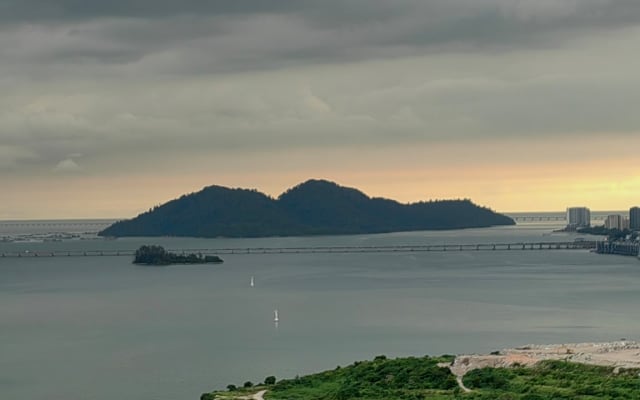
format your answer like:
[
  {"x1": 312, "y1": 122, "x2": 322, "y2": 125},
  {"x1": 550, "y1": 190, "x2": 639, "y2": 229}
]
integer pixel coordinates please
[
  {"x1": 202, "y1": 354, "x2": 640, "y2": 400},
  {"x1": 99, "y1": 179, "x2": 514, "y2": 238}
]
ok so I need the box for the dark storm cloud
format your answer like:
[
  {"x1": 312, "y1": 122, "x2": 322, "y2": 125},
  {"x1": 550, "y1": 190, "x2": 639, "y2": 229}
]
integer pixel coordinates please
[
  {"x1": 3, "y1": 0, "x2": 640, "y2": 74},
  {"x1": 0, "y1": 0, "x2": 304, "y2": 22},
  {"x1": 3, "y1": 0, "x2": 640, "y2": 175},
  {"x1": 0, "y1": 0, "x2": 419, "y2": 26},
  {"x1": 2, "y1": 0, "x2": 638, "y2": 27}
]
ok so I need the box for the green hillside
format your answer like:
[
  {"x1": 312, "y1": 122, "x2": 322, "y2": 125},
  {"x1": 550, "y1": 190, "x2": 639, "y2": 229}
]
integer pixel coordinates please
[{"x1": 201, "y1": 355, "x2": 640, "y2": 400}]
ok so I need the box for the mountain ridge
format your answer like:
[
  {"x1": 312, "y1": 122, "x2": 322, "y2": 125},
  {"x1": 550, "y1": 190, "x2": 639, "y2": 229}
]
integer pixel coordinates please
[{"x1": 99, "y1": 179, "x2": 515, "y2": 238}]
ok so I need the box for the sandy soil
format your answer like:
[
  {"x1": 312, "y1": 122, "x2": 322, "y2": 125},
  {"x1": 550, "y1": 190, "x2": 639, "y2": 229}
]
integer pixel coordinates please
[{"x1": 449, "y1": 340, "x2": 640, "y2": 380}]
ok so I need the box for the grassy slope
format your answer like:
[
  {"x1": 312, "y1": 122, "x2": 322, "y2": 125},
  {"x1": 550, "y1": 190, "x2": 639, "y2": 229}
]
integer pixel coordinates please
[
  {"x1": 267, "y1": 355, "x2": 457, "y2": 400},
  {"x1": 202, "y1": 355, "x2": 640, "y2": 400}
]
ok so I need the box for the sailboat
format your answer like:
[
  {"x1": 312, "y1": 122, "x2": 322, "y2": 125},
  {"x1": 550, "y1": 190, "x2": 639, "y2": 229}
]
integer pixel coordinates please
[
  {"x1": 274, "y1": 309, "x2": 279, "y2": 323},
  {"x1": 250, "y1": 276, "x2": 254, "y2": 287}
]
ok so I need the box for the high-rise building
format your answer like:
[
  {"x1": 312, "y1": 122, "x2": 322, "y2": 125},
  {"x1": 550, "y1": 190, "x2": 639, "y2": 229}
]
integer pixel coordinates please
[
  {"x1": 629, "y1": 207, "x2": 640, "y2": 230},
  {"x1": 566, "y1": 207, "x2": 591, "y2": 228},
  {"x1": 604, "y1": 214, "x2": 625, "y2": 230}
]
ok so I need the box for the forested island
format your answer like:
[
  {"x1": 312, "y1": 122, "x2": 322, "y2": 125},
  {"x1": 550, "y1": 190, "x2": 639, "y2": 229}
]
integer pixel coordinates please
[
  {"x1": 133, "y1": 245, "x2": 223, "y2": 265},
  {"x1": 100, "y1": 179, "x2": 514, "y2": 238}
]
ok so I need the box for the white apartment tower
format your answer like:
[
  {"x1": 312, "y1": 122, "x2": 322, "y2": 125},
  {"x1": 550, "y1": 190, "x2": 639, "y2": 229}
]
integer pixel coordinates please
[
  {"x1": 566, "y1": 207, "x2": 591, "y2": 228},
  {"x1": 604, "y1": 214, "x2": 627, "y2": 230}
]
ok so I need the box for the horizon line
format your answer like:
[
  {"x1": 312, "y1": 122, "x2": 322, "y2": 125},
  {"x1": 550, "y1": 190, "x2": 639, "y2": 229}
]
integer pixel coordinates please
[{"x1": 0, "y1": 210, "x2": 634, "y2": 222}]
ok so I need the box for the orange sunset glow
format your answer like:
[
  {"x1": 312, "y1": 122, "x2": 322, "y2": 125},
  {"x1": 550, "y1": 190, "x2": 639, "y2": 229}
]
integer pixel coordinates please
[{"x1": 3, "y1": 133, "x2": 639, "y2": 219}]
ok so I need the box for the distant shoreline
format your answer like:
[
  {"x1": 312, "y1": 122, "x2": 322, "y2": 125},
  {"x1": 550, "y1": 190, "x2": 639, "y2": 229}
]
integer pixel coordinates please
[{"x1": 1, "y1": 210, "x2": 629, "y2": 225}]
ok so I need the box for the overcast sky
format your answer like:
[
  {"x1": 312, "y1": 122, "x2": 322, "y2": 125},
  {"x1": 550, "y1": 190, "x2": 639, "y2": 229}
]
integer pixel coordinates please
[{"x1": 2, "y1": 0, "x2": 640, "y2": 218}]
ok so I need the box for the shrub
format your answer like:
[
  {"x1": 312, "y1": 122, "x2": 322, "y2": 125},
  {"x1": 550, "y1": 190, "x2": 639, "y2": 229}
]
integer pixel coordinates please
[{"x1": 463, "y1": 367, "x2": 512, "y2": 390}]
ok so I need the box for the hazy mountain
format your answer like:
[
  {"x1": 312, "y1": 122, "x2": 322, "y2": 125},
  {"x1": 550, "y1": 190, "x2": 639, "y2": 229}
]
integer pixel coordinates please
[{"x1": 99, "y1": 179, "x2": 514, "y2": 238}]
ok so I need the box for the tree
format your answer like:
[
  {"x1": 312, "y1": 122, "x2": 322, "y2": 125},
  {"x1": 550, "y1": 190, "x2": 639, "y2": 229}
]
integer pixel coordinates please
[
  {"x1": 463, "y1": 367, "x2": 512, "y2": 390},
  {"x1": 243, "y1": 381, "x2": 253, "y2": 388},
  {"x1": 133, "y1": 245, "x2": 170, "y2": 265},
  {"x1": 335, "y1": 381, "x2": 360, "y2": 400},
  {"x1": 264, "y1": 376, "x2": 276, "y2": 385},
  {"x1": 132, "y1": 245, "x2": 223, "y2": 265},
  {"x1": 226, "y1": 384, "x2": 237, "y2": 391}
]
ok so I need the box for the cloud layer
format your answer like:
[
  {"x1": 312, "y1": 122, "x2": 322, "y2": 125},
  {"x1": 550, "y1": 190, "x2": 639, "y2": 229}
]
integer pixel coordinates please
[{"x1": 2, "y1": 0, "x2": 640, "y2": 216}]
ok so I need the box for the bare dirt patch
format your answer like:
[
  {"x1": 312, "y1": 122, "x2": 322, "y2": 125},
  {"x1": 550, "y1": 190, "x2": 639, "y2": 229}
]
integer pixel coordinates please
[{"x1": 449, "y1": 340, "x2": 640, "y2": 382}]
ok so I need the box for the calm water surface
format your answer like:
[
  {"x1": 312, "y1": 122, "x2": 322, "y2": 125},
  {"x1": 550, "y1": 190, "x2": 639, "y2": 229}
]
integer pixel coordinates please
[{"x1": 1, "y1": 223, "x2": 639, "y2": 400}]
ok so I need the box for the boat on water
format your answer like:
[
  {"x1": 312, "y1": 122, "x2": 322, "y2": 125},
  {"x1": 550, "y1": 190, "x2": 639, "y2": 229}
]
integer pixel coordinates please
[
  {"x1": 250, "y1": 276, "x2": 254, "y2": 287},
  {"x1": 274, "y1": 309, "x2": 279, "y2": 323}
]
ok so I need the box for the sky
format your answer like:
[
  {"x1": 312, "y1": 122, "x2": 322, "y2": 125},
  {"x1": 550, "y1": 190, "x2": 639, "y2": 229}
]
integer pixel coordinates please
[{"x1": 2, "y1": 0, "x2": 640, "y2": 219}]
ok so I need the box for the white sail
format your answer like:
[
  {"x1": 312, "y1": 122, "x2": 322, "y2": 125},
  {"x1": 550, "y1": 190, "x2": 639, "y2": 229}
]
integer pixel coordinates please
[
  {"x1": 274, "y1": 309, "x2": 279, "y2": 322},
  {"x1": 250, "y1": 276, "x2": 254, "y2": 287}
]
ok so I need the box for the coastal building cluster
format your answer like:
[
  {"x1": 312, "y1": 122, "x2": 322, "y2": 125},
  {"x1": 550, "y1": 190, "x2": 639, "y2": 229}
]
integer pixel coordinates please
[
  {"x1": 566, "y1": 206, "x2": 640, "y2": 230},
  {"x1": 566, "y1": 206, "x2": 640, "y2": 258},
  {"x1": 605, "y1": 214, "x2": 629, "y2": 230}
]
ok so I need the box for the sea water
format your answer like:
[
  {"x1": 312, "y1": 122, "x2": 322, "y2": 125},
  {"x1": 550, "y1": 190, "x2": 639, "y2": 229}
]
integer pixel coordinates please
[{"x1": 1, "y1": 222, "x2": 639, "y2": 400}]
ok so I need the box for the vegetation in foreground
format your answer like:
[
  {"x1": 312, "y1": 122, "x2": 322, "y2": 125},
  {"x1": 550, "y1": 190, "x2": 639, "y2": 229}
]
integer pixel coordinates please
[
  {"x1": 133, "y1": 245, "x2": 223, "y2": 265},
  {"x1": 460, "y1": 361, "x2": 640, "y2": 399},
  {"x1": 201, "y1": 355, "x2": 640, "y2": 400}
]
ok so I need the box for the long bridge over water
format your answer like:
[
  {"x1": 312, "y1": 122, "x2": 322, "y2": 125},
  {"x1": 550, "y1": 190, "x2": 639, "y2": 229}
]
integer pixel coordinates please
[
  {"x1": 506, "y1": 215, "x2": 609, "y2": 222},
  {"x1": 1, "y1": 241, "x2": 597, "y2": 258}
]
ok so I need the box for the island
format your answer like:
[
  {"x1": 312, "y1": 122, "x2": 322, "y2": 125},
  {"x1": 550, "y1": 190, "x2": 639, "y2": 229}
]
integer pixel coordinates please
[
  {"x1": 133, "y1": 245, "x2": 223, "y2": 265},
  {"x1": 100, "y1": 179, "x2": 515, "y2": 238},
  {"x1": 201, "y1": 340, "x2": 640, "y2": 400}
]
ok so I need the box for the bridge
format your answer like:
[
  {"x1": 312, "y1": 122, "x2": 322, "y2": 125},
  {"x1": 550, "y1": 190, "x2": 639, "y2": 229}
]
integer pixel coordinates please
[
  {"x1": 0, "y1": 241, "x2": 597, "y2": 258},
  {"x1": 507, "y1": 215, "x2": 608, "y2": 222},
  {"x1": 0, "y1": 220, "x2": 115, "y2": 228}
]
